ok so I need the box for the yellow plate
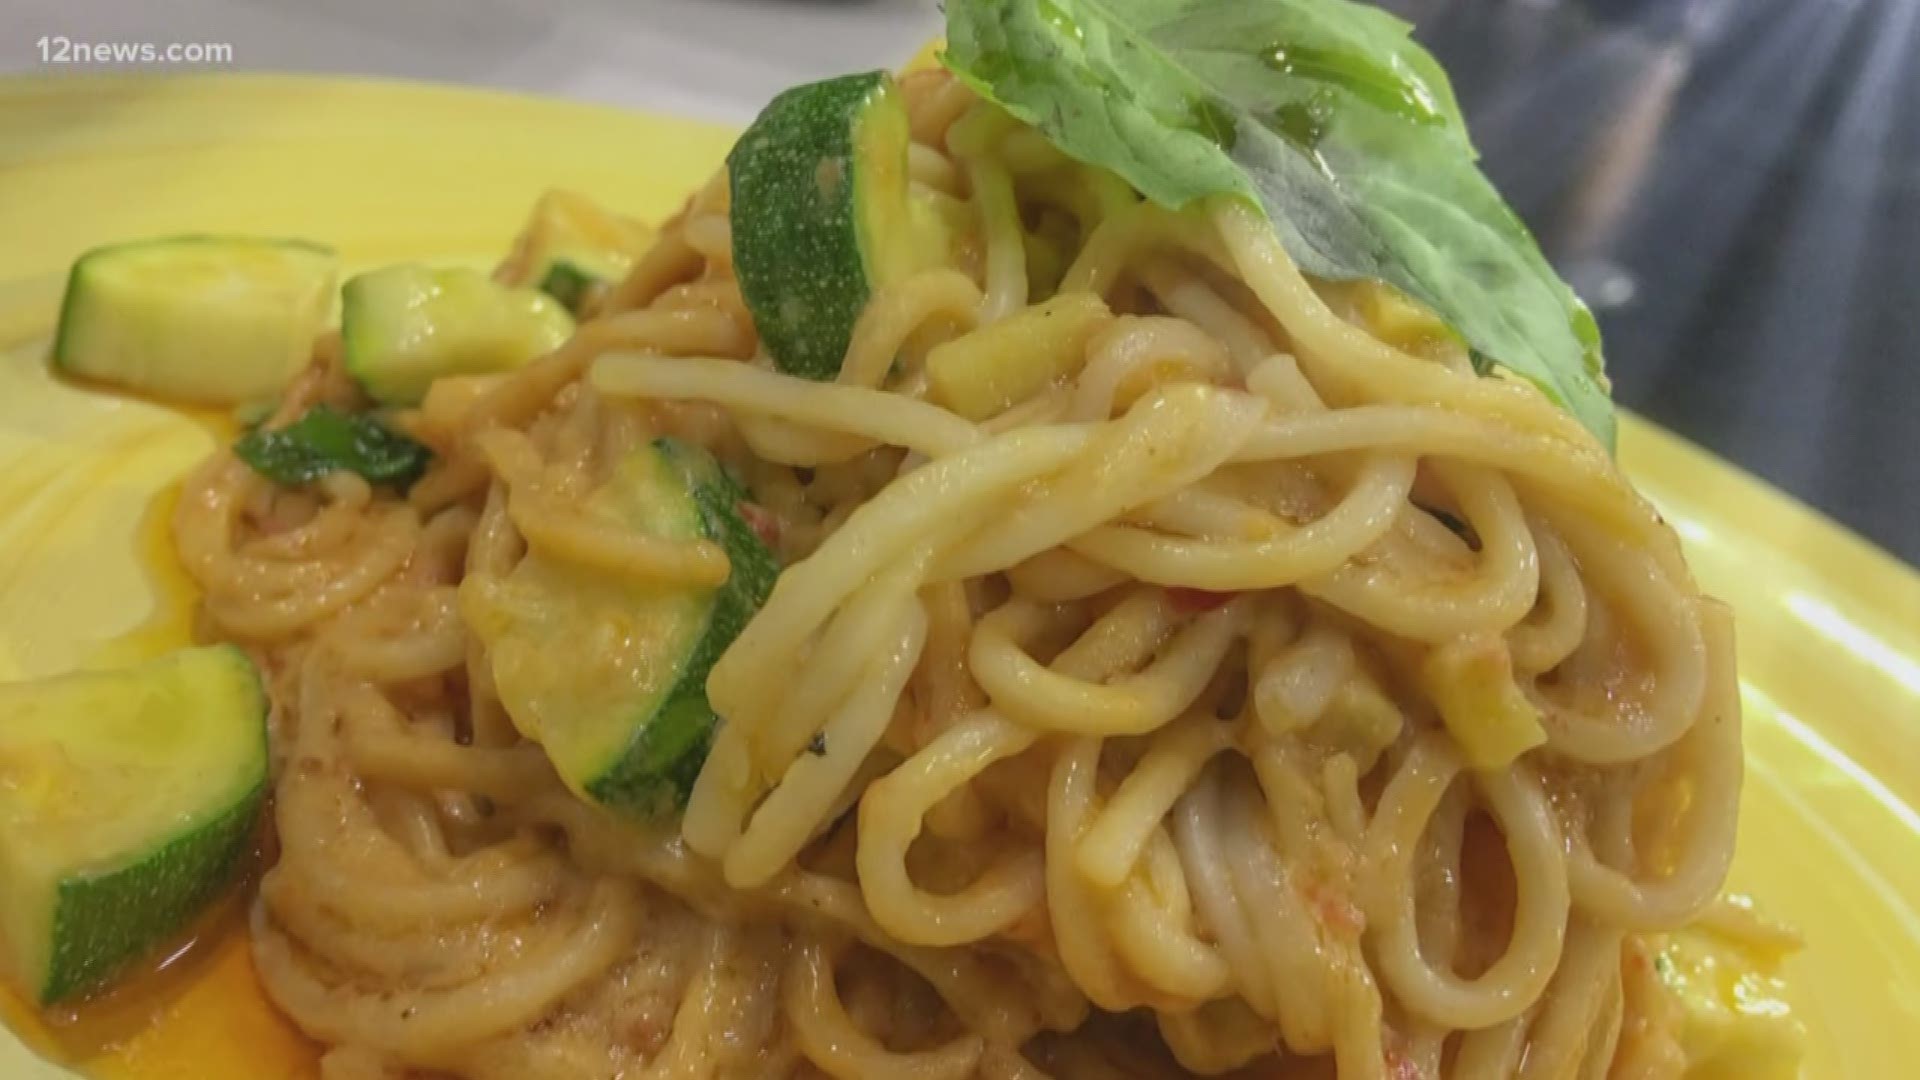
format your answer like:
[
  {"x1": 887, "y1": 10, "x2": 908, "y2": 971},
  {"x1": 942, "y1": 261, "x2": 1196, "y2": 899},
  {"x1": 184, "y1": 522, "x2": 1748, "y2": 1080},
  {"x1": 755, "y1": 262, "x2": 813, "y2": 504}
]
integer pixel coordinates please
[{"x1": 1, "y1": 74, "x2": 1916, "y2": 1079}]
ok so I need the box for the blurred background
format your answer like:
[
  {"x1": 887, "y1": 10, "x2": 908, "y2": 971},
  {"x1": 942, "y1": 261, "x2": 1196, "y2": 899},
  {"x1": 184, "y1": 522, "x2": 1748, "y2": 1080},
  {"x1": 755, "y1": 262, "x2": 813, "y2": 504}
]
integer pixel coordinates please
[{"x1": 6, "y1": 0, "x2": 1917, "y2": 565}]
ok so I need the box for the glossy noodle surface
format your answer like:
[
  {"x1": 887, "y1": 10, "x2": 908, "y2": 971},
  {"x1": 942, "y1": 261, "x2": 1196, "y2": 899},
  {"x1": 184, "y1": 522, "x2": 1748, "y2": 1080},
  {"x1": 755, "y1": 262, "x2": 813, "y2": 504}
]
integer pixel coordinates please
[{"x1": 174, "y1": 69, "x2": 1747, "y2": 1080}]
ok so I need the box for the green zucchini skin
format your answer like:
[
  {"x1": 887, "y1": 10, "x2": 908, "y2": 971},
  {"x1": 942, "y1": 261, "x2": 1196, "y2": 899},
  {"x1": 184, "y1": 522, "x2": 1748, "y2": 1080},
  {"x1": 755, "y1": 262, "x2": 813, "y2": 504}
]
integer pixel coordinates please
[
  {"x1": 583, "y1": 439, "x2": 780, "y2": 818},
  {"x1": 42, "y1": 780, "x2": 263, "y2": 1003},
  {"x1": 465, "y1": 439, "x2": 781, "y2": 822},
  {"x1": 0, "y1": 645, "x2": 268, "y2": 1005},
  {"x1": 340, "y1": 264, "x2": 575, "y2": 406},
  {"x1": 728, "y1": 71, "x2": 903, "y2": 381}
]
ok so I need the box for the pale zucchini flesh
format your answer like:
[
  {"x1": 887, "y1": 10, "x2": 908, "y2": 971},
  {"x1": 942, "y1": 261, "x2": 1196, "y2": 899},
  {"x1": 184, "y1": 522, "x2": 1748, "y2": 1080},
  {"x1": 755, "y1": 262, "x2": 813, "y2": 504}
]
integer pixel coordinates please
[
  {"x1": 926, "y1": 292, "x2": 1113, "y2": 419},
  {"x1": 341, "y1": 264, "x2": 575, "y2": 406},
  {"x1": 509, "y1": 189, "x2": 653, "y2": 289},
  {"x1": 53, "y1": 236, "x2": 338, "y2": 406},
  {"x1": 462, "y1": 440, "x2": 779, "y2": 819},
  {"x1": 0, "y1": 645, "x2": 268, "y2": 1004}
]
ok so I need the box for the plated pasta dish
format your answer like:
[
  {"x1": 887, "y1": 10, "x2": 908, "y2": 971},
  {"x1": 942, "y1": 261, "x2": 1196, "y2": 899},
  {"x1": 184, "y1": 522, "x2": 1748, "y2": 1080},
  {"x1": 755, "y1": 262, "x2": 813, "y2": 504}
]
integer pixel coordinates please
[{"x1": 0, "y1": 0, "x2": 1805, "y2": 1077}]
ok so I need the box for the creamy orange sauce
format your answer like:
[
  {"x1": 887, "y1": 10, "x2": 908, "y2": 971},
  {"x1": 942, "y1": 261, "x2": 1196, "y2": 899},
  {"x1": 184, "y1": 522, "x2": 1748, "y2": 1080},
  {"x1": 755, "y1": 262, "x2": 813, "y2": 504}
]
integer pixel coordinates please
[
  {"x1": 9, "y1": 922, "x2": 318, "y2": 1079},
  {"x1": 82, "y1": 925, "x2": 316, "y2": 1080}
]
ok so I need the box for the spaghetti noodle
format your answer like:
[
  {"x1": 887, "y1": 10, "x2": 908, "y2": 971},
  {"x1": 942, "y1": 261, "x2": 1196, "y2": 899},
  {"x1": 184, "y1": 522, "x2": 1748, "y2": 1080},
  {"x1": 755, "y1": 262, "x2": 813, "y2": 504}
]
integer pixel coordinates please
[{"x1": 174, "y1": 68, "x2": 1748, "y2": 1079}]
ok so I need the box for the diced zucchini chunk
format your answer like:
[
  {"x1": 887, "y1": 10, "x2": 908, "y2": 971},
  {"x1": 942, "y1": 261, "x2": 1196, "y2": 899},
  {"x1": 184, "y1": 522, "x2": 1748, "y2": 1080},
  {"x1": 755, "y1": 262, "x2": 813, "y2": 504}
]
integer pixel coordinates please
[
  {"x1": 1421, "y1": 635, "x2": 1547, "y2": 770},
  {"x1": 728, "y1": 71, "x2": 929, "y2": 380},
  {"x1": 0, "y1": 646, "x2": 268, "y2": 1004},
  {"x1": 509, "y1": 189, "x2": 653, "y2": 289},
  {"x1": 926, "y1": 292, "x2": 1112, "y2": 419},
  {"x1": 341, "y1": 264, "x2": 574, "y2": 406},
  {"x1": 53, "y1": 236, "x2": 337, "y2": 405},
  {"x1": 461, "y1": 440, "x2": 779, "y2": 819}
]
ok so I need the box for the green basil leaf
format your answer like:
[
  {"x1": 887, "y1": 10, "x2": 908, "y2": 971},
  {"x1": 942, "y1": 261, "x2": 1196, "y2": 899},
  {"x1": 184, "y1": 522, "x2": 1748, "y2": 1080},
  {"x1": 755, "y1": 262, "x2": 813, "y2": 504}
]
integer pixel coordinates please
[
  {"x1": 943, "y1": 0, "x2": 1615, "y2": 448},
  {"x1": 234, "y1": 404, "x2": 432, "y2": 488}
]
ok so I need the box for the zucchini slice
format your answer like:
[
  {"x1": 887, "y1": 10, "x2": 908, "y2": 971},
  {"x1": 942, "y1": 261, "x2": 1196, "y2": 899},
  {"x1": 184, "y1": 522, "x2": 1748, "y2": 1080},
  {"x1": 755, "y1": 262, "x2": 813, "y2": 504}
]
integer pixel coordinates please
[
  {"x1": 341, "y1": 264, "x2": 575, "y2": 406},
  {"x1": 0, "y1": 646, "x2": 268, "y2": 1004},
  {"x1": 53, "y1": 236, "x2": 337, "y2": 405},
  {"x1": 510, "y1": 189, "x2": 652, "y2": 291},
  {"x1": 461, "y1": 439, "x2": 779, "y2": 819},
  {"x1": 728, "y1": 71, "x2": 925, "y2": 380},
  {"x1": 926, "y1": 292, "x2": 1113, "y2": 419}
]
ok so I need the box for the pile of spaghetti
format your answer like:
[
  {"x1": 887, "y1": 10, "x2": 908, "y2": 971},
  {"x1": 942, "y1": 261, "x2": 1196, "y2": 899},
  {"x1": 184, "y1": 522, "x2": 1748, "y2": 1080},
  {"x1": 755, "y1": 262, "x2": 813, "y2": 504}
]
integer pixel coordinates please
[{"x1": 173, "y1": 65, "x2": 1745, "y2": 1080}]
